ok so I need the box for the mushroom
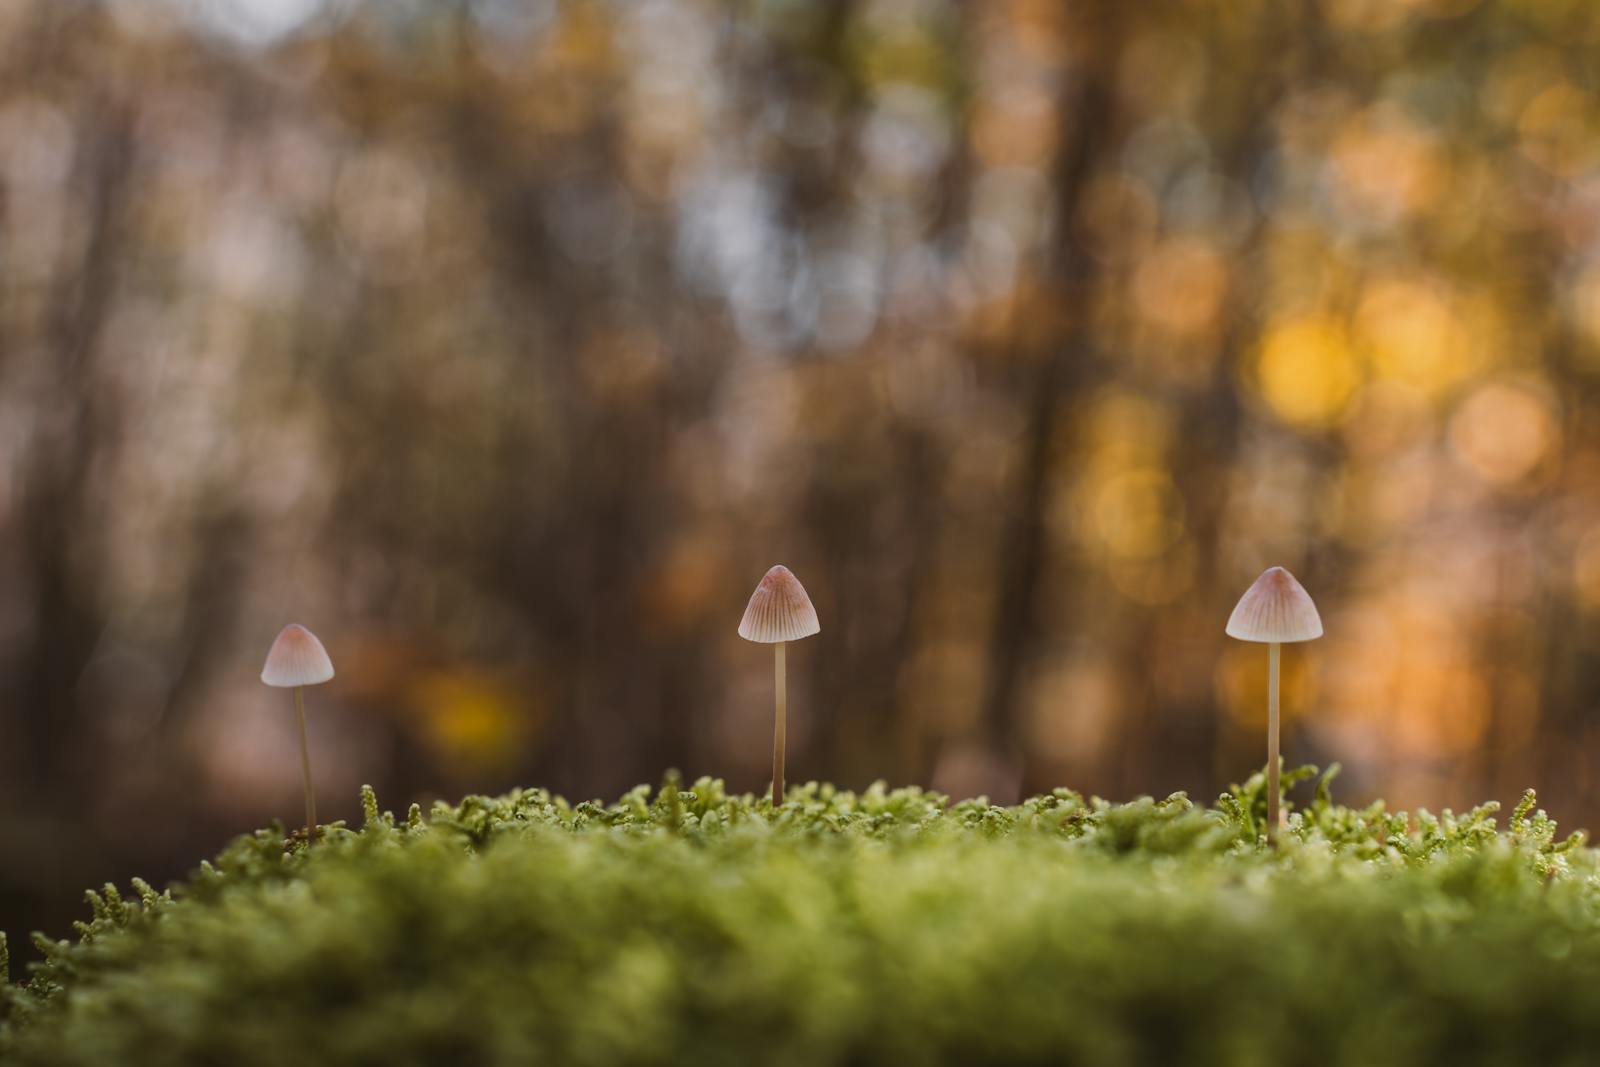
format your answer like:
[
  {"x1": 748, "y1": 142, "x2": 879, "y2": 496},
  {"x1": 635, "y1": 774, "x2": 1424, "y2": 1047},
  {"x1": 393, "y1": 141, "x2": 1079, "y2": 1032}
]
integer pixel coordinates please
[
  {"x1": 260, "y1": 624, "x2": 336, "y2": 846},
  {"x1": 738, "y1": 565, "x2": 820, "y2": 809},
  {"x1": 1225, "y1": 567, "x2": 1322, "y2": 842}
]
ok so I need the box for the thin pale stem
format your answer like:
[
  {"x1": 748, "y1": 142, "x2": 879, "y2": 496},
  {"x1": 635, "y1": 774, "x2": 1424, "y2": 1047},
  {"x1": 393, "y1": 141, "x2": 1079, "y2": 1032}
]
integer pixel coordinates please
[
  {"x1": 294, "y1": 685, "x2": 317, "y2": 846},
  {"x1": 1267, "y1": 642, "x2": 1280, "y2": 844},
  {"x1": 772, "y1": 641, "x2": 787, "y2": 810}
]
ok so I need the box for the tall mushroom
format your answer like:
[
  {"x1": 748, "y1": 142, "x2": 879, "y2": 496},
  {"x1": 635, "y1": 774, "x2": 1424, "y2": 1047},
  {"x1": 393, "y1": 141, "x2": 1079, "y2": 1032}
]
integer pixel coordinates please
[
  {"x1": 260, "y1": 624, "x2": 336, "y2": 846},
  {"x1": 1225, "y1": 567, "x2": 1322, "y2": 842},
  {"x1": 738, "y1": 565, "x2": 820, "y2": 809}
]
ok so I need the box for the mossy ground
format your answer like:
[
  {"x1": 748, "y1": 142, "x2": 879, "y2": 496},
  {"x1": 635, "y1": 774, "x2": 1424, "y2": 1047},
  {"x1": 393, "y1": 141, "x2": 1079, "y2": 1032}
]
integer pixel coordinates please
[{"x1": 2, "y1": 766, "x2": 1598, "y2": 1066}]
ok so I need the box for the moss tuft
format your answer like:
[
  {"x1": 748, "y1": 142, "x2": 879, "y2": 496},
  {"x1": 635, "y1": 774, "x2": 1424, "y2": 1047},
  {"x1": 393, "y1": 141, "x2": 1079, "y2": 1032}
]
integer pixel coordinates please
[{"x1": 3, "y1": 770, "x2": 1600, "y2": 1065}]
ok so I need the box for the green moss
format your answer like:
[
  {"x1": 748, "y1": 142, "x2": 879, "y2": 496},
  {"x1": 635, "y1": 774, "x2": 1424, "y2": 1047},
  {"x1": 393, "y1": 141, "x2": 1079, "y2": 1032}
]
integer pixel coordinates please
[{"x1": 3, "y1": 767, "x2": 1599, "y2": 1066}]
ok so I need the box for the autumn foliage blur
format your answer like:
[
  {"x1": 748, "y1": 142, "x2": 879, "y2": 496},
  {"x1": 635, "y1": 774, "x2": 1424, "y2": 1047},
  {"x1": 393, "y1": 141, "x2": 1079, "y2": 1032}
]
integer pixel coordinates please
[{"x1": 3, "y1": 0, "x2": 1600, "y2": 944}]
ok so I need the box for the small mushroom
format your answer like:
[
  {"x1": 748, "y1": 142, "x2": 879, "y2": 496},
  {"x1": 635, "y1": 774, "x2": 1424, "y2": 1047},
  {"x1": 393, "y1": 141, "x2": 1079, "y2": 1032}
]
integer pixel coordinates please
[
  {"x1": 260, "y1": 624, "x2": 336, "y2": 846},
  {"x1": 738, "y1": 566, "x2": 820, "y2": 810},
  {"x1": 1225, "y1": 567, "x2": 1322, "y2": 842}
]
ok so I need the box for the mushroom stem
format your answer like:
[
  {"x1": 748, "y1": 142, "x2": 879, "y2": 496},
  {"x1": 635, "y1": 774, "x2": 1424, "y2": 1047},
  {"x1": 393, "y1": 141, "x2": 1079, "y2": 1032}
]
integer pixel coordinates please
[
  {"x1": 1267, "y1": 641, "x2": 1280, "y2": 843},
  {"x1": 772, "y1": 641, "x2": 787, "y2": 810},
  {"x1": 294, "y1": 685, "x2": 318, "y2": 846}
]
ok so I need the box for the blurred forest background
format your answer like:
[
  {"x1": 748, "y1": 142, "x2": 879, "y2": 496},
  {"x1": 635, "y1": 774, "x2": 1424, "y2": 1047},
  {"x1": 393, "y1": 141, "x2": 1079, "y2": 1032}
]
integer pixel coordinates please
[{"x1": 4, "y1": 0, "x2": 1600, "y2": 947}]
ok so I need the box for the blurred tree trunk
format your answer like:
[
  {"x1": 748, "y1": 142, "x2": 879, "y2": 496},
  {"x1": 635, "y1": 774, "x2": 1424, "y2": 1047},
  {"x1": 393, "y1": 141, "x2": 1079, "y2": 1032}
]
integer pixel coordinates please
[
  {"x1": 1128, "y1": 12, "x2": 1301, "y2": 798},
  {"x1": 17, "y1": 95, "x2": 134, "y2": 798},
  {"x1": 978, "y1": 2, "x2": 1123, "y2": 800}
]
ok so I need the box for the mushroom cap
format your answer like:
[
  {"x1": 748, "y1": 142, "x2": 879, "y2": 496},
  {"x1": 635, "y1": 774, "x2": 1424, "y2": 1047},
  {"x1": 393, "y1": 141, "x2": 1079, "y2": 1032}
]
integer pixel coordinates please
[
  {"x1": 261, "y1": 624, "x2": 336, "y2": 687},
  {"x1": 1225, "y1": 567, "x2": 1323, "y2": 643},
  {"x1": 738, "y1": 565, "x2": 820, "y2": 644}
]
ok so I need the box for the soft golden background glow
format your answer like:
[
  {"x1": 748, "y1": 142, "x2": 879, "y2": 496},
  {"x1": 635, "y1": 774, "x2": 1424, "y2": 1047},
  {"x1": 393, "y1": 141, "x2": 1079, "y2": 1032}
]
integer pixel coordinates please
[{"x1": 3, "y1": 0, "x2": 1600, "y2": 952}]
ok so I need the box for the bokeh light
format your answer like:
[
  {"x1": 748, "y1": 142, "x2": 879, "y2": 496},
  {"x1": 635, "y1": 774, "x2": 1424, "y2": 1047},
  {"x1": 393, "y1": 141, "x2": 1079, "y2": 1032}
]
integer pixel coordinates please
[{"x1": 5, "y1": 0, "x2": 1600, "y2": 962}]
